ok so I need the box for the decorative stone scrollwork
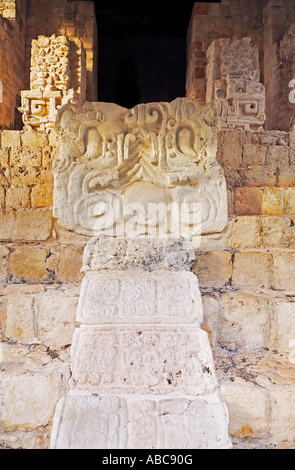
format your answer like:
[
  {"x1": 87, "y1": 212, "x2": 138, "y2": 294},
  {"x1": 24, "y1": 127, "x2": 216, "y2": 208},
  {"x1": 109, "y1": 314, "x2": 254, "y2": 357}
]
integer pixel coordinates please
[{"x1": 53, "y1": 98, "x2": 228, "y2": 243}]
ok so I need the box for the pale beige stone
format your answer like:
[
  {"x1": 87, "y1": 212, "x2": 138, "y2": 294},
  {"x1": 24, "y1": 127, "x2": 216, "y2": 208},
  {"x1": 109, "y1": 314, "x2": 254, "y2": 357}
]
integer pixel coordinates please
[
  {"x1": 206, "y1": 38, "x2": 265, "y2": 131},
  {"x1": 21, "y1": 128, "x2": 49, "y2": 147},
  {"x1": 15, "y1": 208, "x2": 52, "y2": 241},
  {"x1": 232, "y1": 252, "x2": 273, "y2": 289},
  {"x1": 35, "y1": 295, "x2": 77, "y2": 348},
  {"x1": 230, "y1": 216, "x2": 261, "y2": 249},
  {"x1": 2, "y1": 295, "x2": 35, "y2": 342},
  {"x1": 0, "y1": 148, "x2": 10, "y2": 167},
  {"x1": 1, "y1": 130, "x2": 21, "y2": 148},
  {"x1": 76, "y1": 270, "x2": 203, "y2": 325},
  {"x1": 201, "y1": 295, "x2": 219, "y2": 348},
  {"x1": 192, "y1": 250, "x2": 232, "y2": 287},
  {"x1": 19, "y1": 35, "x2": 86, "y2": 131},
  {"x1": 70, "y1": 325, "x2": 218, "y2": 395},
  {"x1": 10, "y1": 146, "x2": 42, "y2": 167},
  {"x1": 273, "y1": 300, "x2": 295, "y2": 352},
  {"x1": 51, "y1": 392, "x2": 231, "y2": 449},
  {"x1": 10, "y1": 166, "x2": 40, "y2": 186},
  {"x1": 270, "y1": 385, "x2": 295, "y2": 442},
  {"x1": 261, "y1": 217, "x2": 295, "y2": 249},
  {"x1": 0, "y1": 370, "x2": 60, "y2": 430},
  {"x1": 220, "y1": 378, "x2": 270, "y2": 438},
  {"x1": 53, "y1": 99, "x2": 227, "y2": 240},
  {"x1": 0, "y1": 211, "x2": 17, "y2": 241},
  {"x1": 6, "y1": 185, "x2": 31, "y2": 209},
  {"x1": 0, "y1": 245, "x2": 9, "y2": 282},
  {"x1": 285, "y1": 188, "x2": 295, "y2": 214},
  {"x1": 219, "y1": 293, "x2": 270, "y2": 351},
  {"x1": 51, "y1": 396, "x2": 129, "y2": 449},
  {"x1": 273, "y1": 253, "x2": 295, "y2": 290},
  {"x1": 82, "y1": 237, "x2": 196, "y2": 272}
]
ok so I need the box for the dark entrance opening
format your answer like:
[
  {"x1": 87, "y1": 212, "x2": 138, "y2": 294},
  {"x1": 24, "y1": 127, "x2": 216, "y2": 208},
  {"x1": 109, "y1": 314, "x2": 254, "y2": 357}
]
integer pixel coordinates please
[{"x1": 94, "y1": 0, "x2": 196, "y2": 107}]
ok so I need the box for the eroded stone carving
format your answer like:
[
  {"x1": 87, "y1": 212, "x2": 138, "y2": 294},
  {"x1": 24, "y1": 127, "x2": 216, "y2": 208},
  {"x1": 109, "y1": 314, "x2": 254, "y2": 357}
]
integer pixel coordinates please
[
  {"x1": 19, "y1": 34, "x2": 86, "y2": 132},
  {"x1": 50, "y1": 99, "x2": 231, "y2": 449},
  {"x1": 76, "y1": 271, "x2": 203, "y2": 324},
  {"x1": 206, "y1": 38, "x2": 266, "y2": 131},
  {"x1": 53, "y1": 98, "x2": 227, "y2": 243},
  {"x1": 70, "y1": 325, "x2": 217, "y2": 395}
]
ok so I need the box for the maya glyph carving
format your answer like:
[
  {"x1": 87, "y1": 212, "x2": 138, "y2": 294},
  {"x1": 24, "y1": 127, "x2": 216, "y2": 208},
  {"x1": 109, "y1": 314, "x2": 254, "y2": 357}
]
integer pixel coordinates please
[
  {"x1": 19, "y1": 34, "x2": 86, "y2": 132},
  {"x1": 53, "y1": 97, "x2": 227, "y2": 243}
]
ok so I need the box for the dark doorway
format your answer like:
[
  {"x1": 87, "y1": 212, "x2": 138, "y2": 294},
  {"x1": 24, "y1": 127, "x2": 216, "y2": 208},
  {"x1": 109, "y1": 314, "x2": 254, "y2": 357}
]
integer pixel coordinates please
[{"x1": 94, "y1": 0, "x2": 196, "y2": 107}]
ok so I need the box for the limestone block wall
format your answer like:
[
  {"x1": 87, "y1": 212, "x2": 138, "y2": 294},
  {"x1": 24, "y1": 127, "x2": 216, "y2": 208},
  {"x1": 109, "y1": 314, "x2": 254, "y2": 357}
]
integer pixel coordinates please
[
  {"x1": 0, "y1": 0, "x2": 27, "y2": 129},
  {"x1": 1, "y1": 127, "x2": 295, "y2": 448},
  {"x1": 194, "y1": 128, "x2": 295, "y2": 448},
  {"x1": 0, "y1": 128, "x2": 87, "y2": 447}
]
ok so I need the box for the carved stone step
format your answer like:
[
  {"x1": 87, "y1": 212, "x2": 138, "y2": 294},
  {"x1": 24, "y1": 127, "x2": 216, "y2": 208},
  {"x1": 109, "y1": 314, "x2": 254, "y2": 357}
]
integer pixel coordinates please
[{"x1": 51, "y1": 392, "x2": 231, "y2": 449}]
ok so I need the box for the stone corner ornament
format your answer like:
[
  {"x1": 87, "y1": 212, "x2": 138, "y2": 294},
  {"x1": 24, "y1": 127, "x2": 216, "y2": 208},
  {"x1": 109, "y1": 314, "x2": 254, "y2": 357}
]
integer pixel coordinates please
[{"x1": 52, "y1": 98, "x2": 228, "y2": 245}]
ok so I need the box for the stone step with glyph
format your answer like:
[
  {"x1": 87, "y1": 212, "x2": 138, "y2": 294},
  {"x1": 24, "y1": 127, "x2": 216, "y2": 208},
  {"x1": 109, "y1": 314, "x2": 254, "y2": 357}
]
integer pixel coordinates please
[{"x1": 50, "y1": 98, "x2": 231, "y2": 449}]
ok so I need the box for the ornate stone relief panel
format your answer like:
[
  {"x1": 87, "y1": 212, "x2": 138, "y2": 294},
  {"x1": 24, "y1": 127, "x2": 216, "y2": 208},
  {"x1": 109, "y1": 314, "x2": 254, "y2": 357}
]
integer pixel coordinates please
[
  {"x1": 206, "y1": 38, "x2": 266, "y2": 131},
  {"x1": 70, "y1": 325, "x2": 218, "y2": 395},
  {"x1": 76, "y1": 271, "x2": 203, "y2": 324},
  {"x1": 19, "y1": 34, "x2": 86, "y2": 132},
  {"x1": 53, "y1": 98, "x2": 228, "y2": 244},
  {"x1": 50, "y1": 98, "x2": 231, "y2": 449}
]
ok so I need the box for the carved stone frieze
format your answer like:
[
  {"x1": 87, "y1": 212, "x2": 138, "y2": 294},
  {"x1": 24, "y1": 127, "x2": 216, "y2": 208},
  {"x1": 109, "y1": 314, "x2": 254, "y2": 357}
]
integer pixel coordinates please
[
  {"x1": 70, "y1": 325, "x2": 218, "y2": 395},
  {"x1": 206, "y1": 38, "x2": 266, "y2": 131},
  {"x1": 19, "y1": 34, "x2": 86, "y2": 132},
  {"x1": 76, "y1": 271, "x2": 203, "y2": 325},
  {"x1": 53, "y1": 98, "x2": 228, "y2": 242},
  {"x1": 50, "y1": 98, "x2": 231, "y2": 449}
]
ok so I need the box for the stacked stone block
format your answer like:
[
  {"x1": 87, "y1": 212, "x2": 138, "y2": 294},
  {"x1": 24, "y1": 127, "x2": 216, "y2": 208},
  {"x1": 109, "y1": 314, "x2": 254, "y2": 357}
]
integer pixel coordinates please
[
  {"x1": 0, "y1": 0, "x2": 97, "y2": 130},
  {"x1": 206, "y1": 37, "x2": 265, "y2": 131},
  {"x1": 19, "y1": 34, "x2": 87, "y2": 132}
]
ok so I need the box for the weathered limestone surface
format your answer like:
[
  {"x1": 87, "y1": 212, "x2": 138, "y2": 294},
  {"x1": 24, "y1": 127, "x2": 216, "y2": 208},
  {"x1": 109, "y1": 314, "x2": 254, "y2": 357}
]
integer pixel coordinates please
[
  {"x1": 1, "y1": 124, "x2": 295, "y2": 448},
  {"x1": 49, "y1": 97, "x2": 231, "y2": 449},
  {"x1": 206, "y1": 38, "x2": 265, "y2": 131},
  {"x1": 53, "y1": 99, "x2": 227, "y2": 243},
  {"x1": 76, "y1": 271, "x2": 203, "y2": 324},
  {"x1": 19, "y1": 34, "x2": 86, "y2": 132},
  {"x1": 51, "y1": 392, "x2": 230, "y2": 450},
  {"x1": 50, "y1": 238, "x2": 231, "y2": 449},
  {"x1": 3, "y1": 0, "x2": 295, "y2": 450}
]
